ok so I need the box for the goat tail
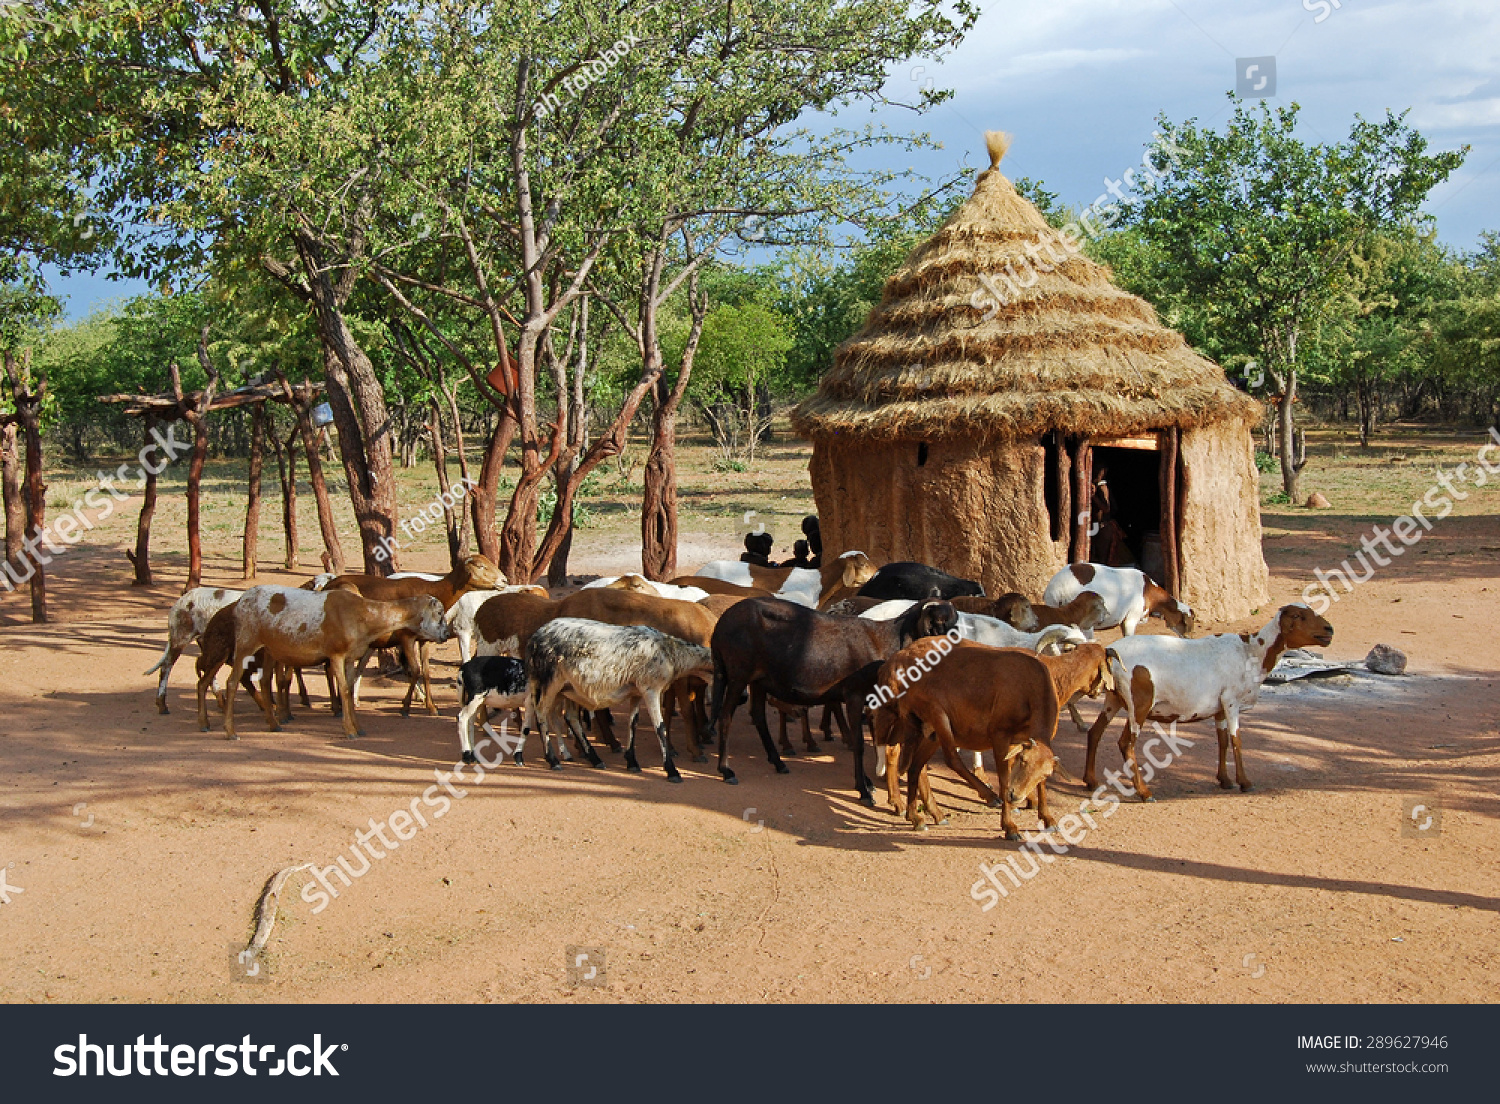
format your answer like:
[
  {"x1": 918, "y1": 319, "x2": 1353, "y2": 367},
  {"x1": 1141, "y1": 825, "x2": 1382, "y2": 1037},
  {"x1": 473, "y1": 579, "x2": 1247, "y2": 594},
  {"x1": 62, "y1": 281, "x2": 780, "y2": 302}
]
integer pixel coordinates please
[{"x1": 143, "y1": 643, "x2": 172, "y2": 677}]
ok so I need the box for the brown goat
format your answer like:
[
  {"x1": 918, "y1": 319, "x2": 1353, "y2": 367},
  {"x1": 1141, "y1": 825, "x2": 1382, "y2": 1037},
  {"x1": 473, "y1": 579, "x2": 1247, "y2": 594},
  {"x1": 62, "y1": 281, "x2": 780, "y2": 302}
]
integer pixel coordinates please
[
  {"x1": 877, "y1": 640, "x2": 1109, "y2": 813},
  {"x1": 1031, "y1": 591, "x2": 1110, "y2": 632},
  {"x1": 472, "y1": 590, "x2": 563, "y2": 658},
  {"x1": 331, "y1": 555, "x2": 504, "y2": 714},
  {"x1": 874, "y1": 640, "x2": 1062, "y2": 838},
  {"x1": 950, "y1": 593, "x2": 1040, "y2": 629},
  {"x1": 671, "y1": 576, "x2": 778, "y2": 600}
]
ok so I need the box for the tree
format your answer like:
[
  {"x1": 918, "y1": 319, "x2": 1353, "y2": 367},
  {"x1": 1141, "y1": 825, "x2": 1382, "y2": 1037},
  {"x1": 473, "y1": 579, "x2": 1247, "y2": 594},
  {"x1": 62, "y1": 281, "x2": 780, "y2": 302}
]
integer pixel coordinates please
[
  {"x1": 1112, "y1": 99, "x2": 1465, "y2": 499},
  {"x1": 691, "y1": 297, "x2": 795, "y2": 461}
]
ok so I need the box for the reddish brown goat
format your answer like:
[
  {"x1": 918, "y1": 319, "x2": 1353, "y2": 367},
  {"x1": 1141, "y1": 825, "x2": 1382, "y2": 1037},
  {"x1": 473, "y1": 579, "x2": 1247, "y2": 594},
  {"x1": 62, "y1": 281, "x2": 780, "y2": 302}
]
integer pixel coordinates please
[{"x1": 874, "y1": 640, "x2": 1062, "y2": 838}]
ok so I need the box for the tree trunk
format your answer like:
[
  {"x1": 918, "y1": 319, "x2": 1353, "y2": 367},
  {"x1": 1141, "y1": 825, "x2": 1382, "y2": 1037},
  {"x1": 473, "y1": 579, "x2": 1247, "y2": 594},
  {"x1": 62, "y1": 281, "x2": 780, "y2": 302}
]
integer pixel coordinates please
[
  {"x1": 4, "y1": 351, "x2": 47, "y2": 622},
  {"x1": 640, "y1": 382, "x2": 679, "y2": 581},
  {"x1": 242, "y1": 404, "x2": 264, "y2": 580},
  {"x1": 2, "y1": 420, "x2": 23, "y2": 569},
  {"x1": 471, "y1": 405, "x2": 516, "y2": 564},
  {"x1": 296, "y1": 228, "x2": 399, "y2": 575},
  {"x1": 440, "y1": 380, "x2": 472, "y2": 560},
  {"x1": 1277, "y1": 370, "x2": 1301, "y2": 501},
  {"x1": 428, "y1": 399, "x2": 463, "y2": 570},
  {"x1": 127, "y1": 416, "x2": 158, "y2": 585}
]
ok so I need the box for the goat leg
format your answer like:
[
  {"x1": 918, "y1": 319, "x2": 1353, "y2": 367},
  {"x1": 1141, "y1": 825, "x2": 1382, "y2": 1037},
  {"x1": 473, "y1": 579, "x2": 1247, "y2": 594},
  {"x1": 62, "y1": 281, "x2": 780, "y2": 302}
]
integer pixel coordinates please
[
  {"x1": 748, "y1": 686, "x2": 790, "y2": 775},
  {"x1": 1082, "y1": 701, "x2": 1121, "y2": 789},
  {"x1": 992, "y1": 755, "x2": 1022, "y2": 841},
  {"x1": 838, "y1": 690, "x2": 875, "y2": 807}
]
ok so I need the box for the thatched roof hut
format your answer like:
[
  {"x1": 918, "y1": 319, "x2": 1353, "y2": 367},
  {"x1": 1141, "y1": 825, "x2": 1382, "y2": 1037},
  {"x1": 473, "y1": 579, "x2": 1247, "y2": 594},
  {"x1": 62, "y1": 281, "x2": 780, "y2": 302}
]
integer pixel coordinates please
[{"x1": 792, "y1": 132, "x2": 1270, "y2": 623}]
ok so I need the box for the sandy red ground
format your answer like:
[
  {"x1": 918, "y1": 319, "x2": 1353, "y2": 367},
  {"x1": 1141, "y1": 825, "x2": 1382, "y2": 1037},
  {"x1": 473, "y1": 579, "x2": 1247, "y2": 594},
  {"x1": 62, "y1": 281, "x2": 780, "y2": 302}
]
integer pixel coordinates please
[{"x1": 0, "y1": 501, "x2": 1495, "y2": 1003}]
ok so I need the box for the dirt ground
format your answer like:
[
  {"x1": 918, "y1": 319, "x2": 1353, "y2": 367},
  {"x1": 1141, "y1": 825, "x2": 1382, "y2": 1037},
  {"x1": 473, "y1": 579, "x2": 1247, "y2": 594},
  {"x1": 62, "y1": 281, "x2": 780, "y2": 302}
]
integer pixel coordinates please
[{"x1": 0, "y1": 426, "x2": 1496, "y2": 1003}]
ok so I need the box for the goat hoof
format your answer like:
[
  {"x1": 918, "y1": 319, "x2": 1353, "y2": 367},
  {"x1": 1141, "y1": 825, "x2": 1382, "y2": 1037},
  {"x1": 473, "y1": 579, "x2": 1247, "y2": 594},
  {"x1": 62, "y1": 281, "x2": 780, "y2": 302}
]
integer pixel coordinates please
[
  {"x1": 859, "y1": 793, "x2": 876, "y2": 808},
  {"x1": 549, "y1": 762, "x2": 564, "y2": 772},
  {"x1": 462, "y1": 751, "x2": 477, "y2": 765},
  {"x1": 1140, "y1": 795, "x2": 1156, "y2": 803},
  {"x1": 780, "y1": 747, "x2": 797, "y2": 757},
  {"x1": 1004, "y1": 830, "x2": 1022, "y2": 842},
  {"x1": 722, "y1": 772, "x2": 738, "y2": 785},
  {"x1": 667, "y1": 774, "x2": 683, "y2": 784},
  {"x1": 1240, "y1": 782, "x2": 1254, "y2": 792},
  {"x1": 513, "y1": 754, "x2": 525, "y2": 767},
  {"x1": 1219, "y1": 778, "x2": 1234, "y2": 790},
  {"x1": 692, "y1": 754, "x2": 708, "y2": 764},
  {"x1": 157, "y1": 704, "x2": 170, "y2": 716},
  {"x1": 774, "y1": 763, "x2": 790, "y2": 775},
  {"x1": 589, "y1": 757, "x2": 606, "y2": 769},
  {"x1": 626, "y1": 763, "x2": 642, "y2": 773}
]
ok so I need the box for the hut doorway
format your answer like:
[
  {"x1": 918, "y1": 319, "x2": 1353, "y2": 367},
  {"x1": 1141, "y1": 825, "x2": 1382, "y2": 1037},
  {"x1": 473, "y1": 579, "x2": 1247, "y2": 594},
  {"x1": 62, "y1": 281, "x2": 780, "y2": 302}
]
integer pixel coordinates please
[{"x1": 1090, "y1": 443, "x2": 1160, "y2": 570}]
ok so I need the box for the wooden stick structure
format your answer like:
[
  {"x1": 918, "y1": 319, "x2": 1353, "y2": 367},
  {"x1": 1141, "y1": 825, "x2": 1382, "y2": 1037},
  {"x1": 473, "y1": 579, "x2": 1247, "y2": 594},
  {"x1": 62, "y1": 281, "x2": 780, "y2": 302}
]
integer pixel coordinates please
[{"x1": 99, "y1": 374, "x2": 332, "y2": 588}]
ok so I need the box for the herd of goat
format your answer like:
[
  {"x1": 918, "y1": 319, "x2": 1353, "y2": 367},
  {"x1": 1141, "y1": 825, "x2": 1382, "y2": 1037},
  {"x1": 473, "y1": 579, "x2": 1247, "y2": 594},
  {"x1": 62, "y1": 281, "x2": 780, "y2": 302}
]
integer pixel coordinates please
[{"x1": 144, "y1": 519, "x2": 1333, "y2": 840}]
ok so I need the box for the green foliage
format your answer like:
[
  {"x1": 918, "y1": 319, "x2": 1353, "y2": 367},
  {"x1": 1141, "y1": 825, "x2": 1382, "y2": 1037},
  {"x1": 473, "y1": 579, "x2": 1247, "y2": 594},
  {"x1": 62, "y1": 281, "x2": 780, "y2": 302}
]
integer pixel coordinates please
[{"x1": 1253, "y1": 451, "x2": 1278, "y2": 473}]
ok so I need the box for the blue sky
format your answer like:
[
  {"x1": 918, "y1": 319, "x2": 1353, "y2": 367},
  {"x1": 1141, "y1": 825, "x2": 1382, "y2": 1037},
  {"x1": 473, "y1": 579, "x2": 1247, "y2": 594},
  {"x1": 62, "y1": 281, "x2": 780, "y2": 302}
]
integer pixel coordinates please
[{"x1": 49, "y1": 0, "x2": 1499, "y2": 320}]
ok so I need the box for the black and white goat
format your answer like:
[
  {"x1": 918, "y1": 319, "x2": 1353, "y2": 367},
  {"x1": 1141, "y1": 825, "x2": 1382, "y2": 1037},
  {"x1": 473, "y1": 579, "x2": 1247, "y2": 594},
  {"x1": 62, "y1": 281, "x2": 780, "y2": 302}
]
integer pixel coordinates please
[
  {"x1": 523, "y1": 618, "x2": 714, "y2": 781},
  {"x1": 456, "y1": 655, "x2": 529, "y2": 765}
]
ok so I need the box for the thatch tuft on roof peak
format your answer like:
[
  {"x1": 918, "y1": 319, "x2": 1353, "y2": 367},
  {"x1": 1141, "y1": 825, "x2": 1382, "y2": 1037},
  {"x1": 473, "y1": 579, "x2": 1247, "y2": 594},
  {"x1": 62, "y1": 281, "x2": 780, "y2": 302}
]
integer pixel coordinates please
[
  {"x1": 984, "y1": 130, "x2": 1010, "y2": 171},
  {"x1": 792, "y1": 132, "x2": 1261, "y2": 444}
]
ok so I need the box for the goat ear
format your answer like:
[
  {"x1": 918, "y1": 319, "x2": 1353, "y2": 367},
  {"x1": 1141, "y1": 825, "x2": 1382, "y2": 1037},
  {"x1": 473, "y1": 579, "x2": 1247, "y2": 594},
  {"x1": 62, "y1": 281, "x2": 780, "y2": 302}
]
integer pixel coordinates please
[
  {"x1": 1051, "y1": 760, "x2": 1079, "y2": 784},
  {"x1": 1100, "y1": 664, "x2": 1116, "y2": 693},
  {"x1": 842, "y1": 558, "x2": 861, "y2": 588}
]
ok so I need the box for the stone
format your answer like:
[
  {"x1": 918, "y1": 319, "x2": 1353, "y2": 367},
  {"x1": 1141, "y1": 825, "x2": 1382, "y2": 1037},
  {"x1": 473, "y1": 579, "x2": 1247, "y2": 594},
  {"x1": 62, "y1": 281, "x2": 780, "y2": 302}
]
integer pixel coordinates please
[
  {"x1": 1306, "y1": 492, "x2": 1331, "y2": 508},
  {"x1": 1364, "y1": 644, "x2": 1407, "y2": 676}
]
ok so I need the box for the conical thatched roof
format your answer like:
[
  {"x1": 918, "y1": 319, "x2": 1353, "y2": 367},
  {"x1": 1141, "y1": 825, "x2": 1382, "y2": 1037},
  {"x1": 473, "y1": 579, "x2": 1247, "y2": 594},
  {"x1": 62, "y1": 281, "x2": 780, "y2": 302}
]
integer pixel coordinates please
[{"x1": 792, "y1": 132, "x2": 1262, "y2": 443}]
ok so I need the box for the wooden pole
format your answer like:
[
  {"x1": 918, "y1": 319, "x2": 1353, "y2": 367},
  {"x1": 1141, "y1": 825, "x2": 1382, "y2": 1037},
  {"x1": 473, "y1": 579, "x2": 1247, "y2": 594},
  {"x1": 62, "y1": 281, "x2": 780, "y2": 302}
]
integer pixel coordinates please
[
  {"x1": 1159, "y1": 427, "x2": 1181, "y2": 595},
  {"x1": 126, "y1": 414, "x2": 158, "y2": 585},
  {"x1": 242, "y1": 402, "x2": 265, "y2": 580},
  {"x1": 1070, "y1": 437, "x2": 1092, "y2": 564}
]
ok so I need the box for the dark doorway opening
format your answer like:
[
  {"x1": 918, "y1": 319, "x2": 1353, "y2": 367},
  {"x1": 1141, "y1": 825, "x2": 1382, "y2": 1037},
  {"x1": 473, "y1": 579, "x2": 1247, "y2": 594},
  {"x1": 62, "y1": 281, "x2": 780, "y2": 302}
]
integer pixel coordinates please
[{"x1": 1089, "y1": 445, "x2": 1161, "y2": 570}]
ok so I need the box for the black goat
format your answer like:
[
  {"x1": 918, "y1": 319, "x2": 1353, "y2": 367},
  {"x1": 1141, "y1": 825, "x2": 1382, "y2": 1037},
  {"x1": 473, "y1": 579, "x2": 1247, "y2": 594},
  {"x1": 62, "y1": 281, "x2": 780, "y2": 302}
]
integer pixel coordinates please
[
  {"x1": 703, "y1": 596, "x2": 959, "y2": 803},
  {"x1": 856, "y1": 561, "x2": 984, "y2": 602}
]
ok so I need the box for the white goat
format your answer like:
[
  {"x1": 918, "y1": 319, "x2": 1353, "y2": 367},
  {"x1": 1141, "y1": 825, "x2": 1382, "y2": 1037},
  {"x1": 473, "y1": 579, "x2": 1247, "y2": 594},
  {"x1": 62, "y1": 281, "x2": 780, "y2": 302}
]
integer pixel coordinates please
[
  {"x1": 523, "y1": 618, "x2": 714, "y2": 782},
  {"x1": 860, "y1": 600, "x2": 1087, "y2": 652},
  {"x1": 1086, "y1": 603, "x2": 1334, "y2": 800},
  {"x1": 1043, "y1": 563, "x2": 1193, "y2": 637}
]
